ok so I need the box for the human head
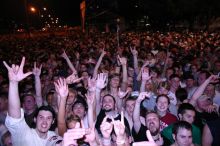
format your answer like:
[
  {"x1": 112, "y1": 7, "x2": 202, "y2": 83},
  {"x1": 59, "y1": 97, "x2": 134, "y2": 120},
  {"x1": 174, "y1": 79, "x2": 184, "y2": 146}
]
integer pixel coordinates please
[
  {"x1": 204, "y1": 83, "x2": 215, "y2": 99},
  {"x1": 1, "y1": 131, "x2": 12, "y2": 146},
  {"x1": 72, "y1": 97, "x2": 87, "y2": 119},
  {"x1": 102, "y1": 94, "x2": 116, "y2": 112},
  {"x1": 184, "y1": 74, "x2": 195, "y2": 88},
  {"x1": 125, "y1": 97, "x2": 136, "y2": 117},
  {"x1": 22, "y1": 94, "x2": 37, "y2": 113},
  {"x1": 178, "y1": 103, "x2": 196, "y2": 124},
  {"x1": 172, "y1": 121, "x2": 193, "y2": 146},
  {"x1": 157, "y1": 81, "x2": 170, "y2": 95},
  {"x1": 196, "y1": 94, "x2": 212, "y2": 112},
  {"x1": 66, "y1": 114, "x2": 81, "y2": 129},
  {"x1": 175, "y1": 88, "x2": 188, "y2": 104},
  {"x1": 156, "y1": 94, "x2": 170, "y2": 113},
  {"x1": 169, "y1": 74, "x2": 181, "y2": 90},
  {"x1": 109, "y1": 74, "x2": 120, "y2": 88},
  {"x1": 145, "y1": 111, "x2": 160, "y2": 136},
  {"x1": 197, "y1": 70, "x2": 211, "y2": 86},
  {"x1": 34, "y1": 105, "x2": 56, "y2": 134}
]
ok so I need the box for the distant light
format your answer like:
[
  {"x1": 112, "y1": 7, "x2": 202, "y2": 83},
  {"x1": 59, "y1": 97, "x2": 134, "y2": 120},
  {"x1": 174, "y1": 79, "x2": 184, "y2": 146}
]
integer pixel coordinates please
[
  {"x1": 48, "y1": 15, "x2": 51, "y2": 17},
  {"x1": 41, "y1": 15, "x2": 44, "y2": 18},
  {"x1": 30, "y1": 7, "x2": 36, "y2": 13},
  {"x1": 96, "y1": 5, "x2": 99, "y2": 8},
  {"x1": 51, "y1": 18, "x2": 53, "y2": 20},
  {"x1": 56, "y1": 18, "x2": 59, "y2": 20},
  {"x1": 43, "y1": 7, "x2": 47, "y2": 11},
  {"x1": 52, "y1": 21, "x2": 54, "y2": 24},
  {"x1": 59, "y1": 26, "x2": 61, "y2": 28},
  {"x1": 134, "y1": 5, "x2": 138, "y2": 8}
]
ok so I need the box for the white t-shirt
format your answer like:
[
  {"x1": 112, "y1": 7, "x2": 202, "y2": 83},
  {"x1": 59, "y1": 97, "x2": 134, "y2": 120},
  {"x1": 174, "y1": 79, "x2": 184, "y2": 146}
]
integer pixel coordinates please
[{"x1": 5, "y1": 109, "x2": 56, "y2": 146}]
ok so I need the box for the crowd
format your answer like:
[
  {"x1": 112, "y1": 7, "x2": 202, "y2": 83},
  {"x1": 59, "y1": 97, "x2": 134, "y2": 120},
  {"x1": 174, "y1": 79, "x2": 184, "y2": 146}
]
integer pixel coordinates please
[{"x1": 0, "y1": 30, "x2": 220, "y2": 146}]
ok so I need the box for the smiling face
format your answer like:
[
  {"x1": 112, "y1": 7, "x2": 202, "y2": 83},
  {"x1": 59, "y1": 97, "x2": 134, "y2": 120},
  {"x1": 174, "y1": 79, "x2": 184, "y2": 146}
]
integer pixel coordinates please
[
  {"x1": 102, "y1": 95, "x2": 115, "y2": 112},
  {"x1": 156, "y1": 96, "x2": 169, "y2": 113},
  {"x1": 35, "y1": 110, "x2": 54, "y2": 134}
]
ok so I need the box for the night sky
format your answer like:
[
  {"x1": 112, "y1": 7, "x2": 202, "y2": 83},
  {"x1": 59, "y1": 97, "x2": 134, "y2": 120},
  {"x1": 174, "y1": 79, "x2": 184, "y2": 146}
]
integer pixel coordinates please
[{"x1": 0, "y1": 0, "x2": 82, "y2": 26}]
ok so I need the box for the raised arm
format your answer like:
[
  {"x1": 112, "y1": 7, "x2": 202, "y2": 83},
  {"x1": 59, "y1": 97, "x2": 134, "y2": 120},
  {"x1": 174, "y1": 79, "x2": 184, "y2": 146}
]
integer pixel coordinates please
[
  {"x1": 32, "y1": 62, "x2": 43, "y2": 107},
  {"x1": 190, "y1": 75, "x2": 218, "y2": 106},
  {"x1": 54, "y1": 78, "x2": 69, "y2": 136},
  {"x1": 61, "y1": 50, "x2": 77, "y2": 74},
  {"x1": 3, "y1": 57, "x2": 32, "y2": 118},
  {"x1": 133, "y1": 92, "x2": 150, "y2": 133},
  {"x1": 93, "y1": 49, "x2": 106, "y2": 78},
  {"x1": 95, "y1": 73, "x2": 108, "y2": 115},
  {"x1": 130, "y1": 46, "x2": 139, "y2": 74},
  {"x1": 140, "y1": 67, "x2": 151, "y2": 92}
]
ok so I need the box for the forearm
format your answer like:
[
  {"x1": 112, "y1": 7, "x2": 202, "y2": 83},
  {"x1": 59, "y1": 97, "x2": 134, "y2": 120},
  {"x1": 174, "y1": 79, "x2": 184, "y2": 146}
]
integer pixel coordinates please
[
  {"x1": 190, "y1": 79, "x2": 210, "y2": 105},
  {"x1": 122, "y1": 65, "x2": 128, "y2": 83},
  {"x1": 34, "y1": 76, "x2": 43, "y2": 107},
  {"x1": 140, "y1": 81, "x2": 146, "y2": 92},
  {"x1": 58, "y1": 99, "x2": 67, "y2": 136},
  {"x1": 133, "y1": 55, "x2": 139, "y2": 74},
  {"x1": 95, "y1": 89, "x2": 102, "y2": 116},
  {"x1": 64, "y1": 56, "x2": 77, "y2": 73},
  {"x1": 133, "y1": 101, "x2": 141, "y2": 132},
  {"x1": 8, "y1": 82, "x2": 21, "y2": 118},
  {"x1": 93, "y1": 55, "x2": 104, "y2": 78}
]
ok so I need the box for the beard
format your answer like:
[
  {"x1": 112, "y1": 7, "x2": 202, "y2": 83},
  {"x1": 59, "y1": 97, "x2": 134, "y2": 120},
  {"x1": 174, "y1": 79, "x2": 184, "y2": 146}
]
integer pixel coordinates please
[
  {"x1": 148, "y1": 123, "x2": 160, "y2": 136},
  {"x1": 103, "y1": 108, "x2": 113, "y2": 112}
]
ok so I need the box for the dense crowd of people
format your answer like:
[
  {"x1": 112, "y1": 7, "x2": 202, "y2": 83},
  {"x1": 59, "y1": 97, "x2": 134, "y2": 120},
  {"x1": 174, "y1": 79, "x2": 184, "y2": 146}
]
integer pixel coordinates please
[{"x1": 0, "y1": 30, "x2": 220, "y2": 146}]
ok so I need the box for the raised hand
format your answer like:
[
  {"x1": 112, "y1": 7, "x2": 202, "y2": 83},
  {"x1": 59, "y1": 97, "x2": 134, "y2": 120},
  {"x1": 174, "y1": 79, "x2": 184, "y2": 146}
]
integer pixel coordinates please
[
  {"x1": 137, "y1": 92, "x2": 151, "y2": 102},
  {"x1": 54, "y1": 78, "x2": 69, "y2": 100},
  {"x1": 112, "y1": 111, "x2": 125, "y2": 138},
  {"x1": 3, "y1": 57, "x2": 32, "y2": 83},
  {"x1": 118, "y1": 88, "x2": 129, "y2": 99},
  {"x1": 130, "y1": 46, "x2": 138, "y2": 56},
  {"x1": 66, "y1": 73, "x2": 82, "y2": 84},
  {"x1": 62, "y1": 122, "x2": 85, "y2": 146},
  {"x1": 117, "y1": 55, "x2": 127, "y2": 66},
  {"x1": 142, "y1": 67, "x2": 151, "y2": 81},
  {"x1": 100, "y1": 116, "x2": 113, "y2": 139},
  {"x1": 88, "y1": 76, "x2": 96, "y2": 92},
  {"x1": 96, "y1": 73, "x2": 108, "y2": 90},
  {"x1": 101, "y1": 48, "x2": 107, "y2": 57},
  {"x1": 61, "y1": 50, "x2": 68, "y2": 59},
  {"x1": 32, "y1": 62, "x2": 42, "y2": 77}
]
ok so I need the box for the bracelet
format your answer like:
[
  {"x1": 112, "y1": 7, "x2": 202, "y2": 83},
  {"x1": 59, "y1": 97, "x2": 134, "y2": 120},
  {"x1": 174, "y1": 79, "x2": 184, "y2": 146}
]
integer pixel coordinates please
[{"x1": 102, "y1": 138, "x2": 111, "y2": 145}]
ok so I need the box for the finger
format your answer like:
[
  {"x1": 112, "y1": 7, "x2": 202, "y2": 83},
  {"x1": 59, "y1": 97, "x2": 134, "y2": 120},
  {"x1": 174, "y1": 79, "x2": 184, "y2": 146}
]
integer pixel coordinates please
[
  {"x1": 75, "y1": 122, "x2": 81, "y2": 128},
  {"x1": 19, "y1": 57, "x2": 25, "y2": 70},
  {"x1": 146, "y1": 130, "x2": 154, "y2": 142},
  {"x1": 39, "y1": 64, "x2": 42, "y2": 70},
  {"x1": 23, "y1": 72, "x2": 33, "y2": 78},
  {"x1": 121, "y1": 111, "x2": 124, "y2": 124},
  {"x1": 3, "y1": 61, "x2": 11, "y2": 70}
]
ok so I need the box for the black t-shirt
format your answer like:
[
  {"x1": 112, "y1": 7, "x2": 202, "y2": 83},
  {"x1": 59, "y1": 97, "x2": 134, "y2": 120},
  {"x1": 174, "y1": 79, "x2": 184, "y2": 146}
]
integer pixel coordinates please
[
  {"x1": 207, "y1": 118, "x2": 220, "y2": 146},
  {"x1": 132, "y1": 124, "x2": 171, "y2": 145},
  {"x1": 194, "y1": 111, "x2": 219, "y2": 131},
  {"x1": 132, "y1": 124, "x2": 148, "y2": 142}
]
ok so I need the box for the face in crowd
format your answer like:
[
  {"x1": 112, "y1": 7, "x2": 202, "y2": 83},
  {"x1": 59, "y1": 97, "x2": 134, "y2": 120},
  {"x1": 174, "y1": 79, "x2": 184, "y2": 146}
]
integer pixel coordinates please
[
  {"x1": 102, "y1": 95, "x2": 115, "y2": 112},
  {"x1": 145, "y1": 112, "x2": 160, "y2": 136}
]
